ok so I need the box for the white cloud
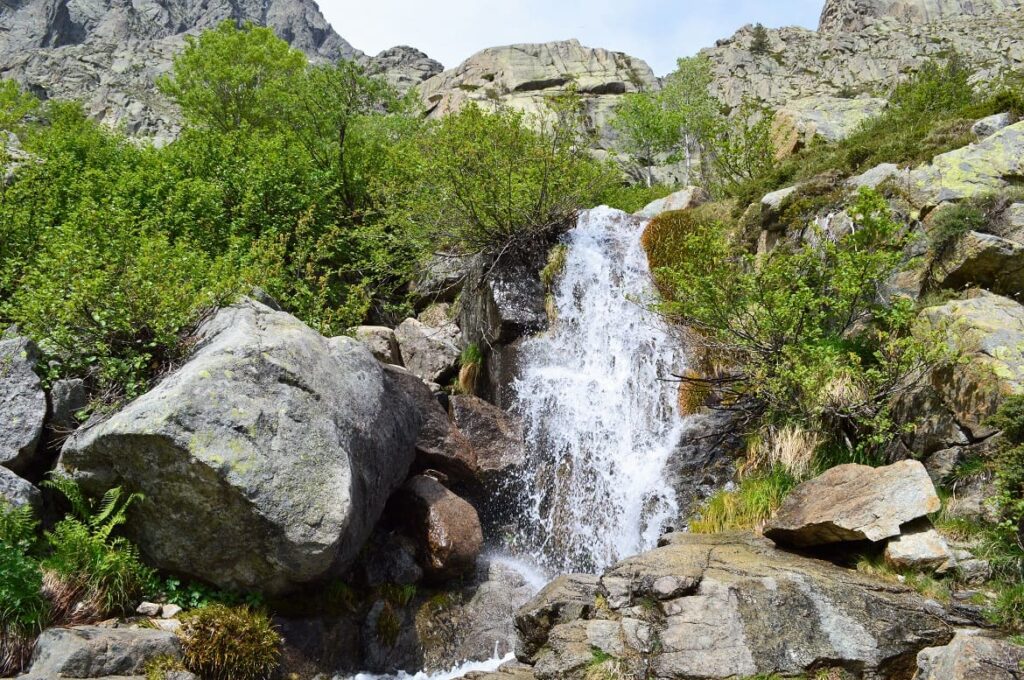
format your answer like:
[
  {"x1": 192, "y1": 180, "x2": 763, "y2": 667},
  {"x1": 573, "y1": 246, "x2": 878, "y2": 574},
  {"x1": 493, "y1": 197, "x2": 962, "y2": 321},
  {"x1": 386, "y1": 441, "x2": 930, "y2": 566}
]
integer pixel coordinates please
[{"x1": 319, "y1": 0, "x2": 824, "y2": 75}]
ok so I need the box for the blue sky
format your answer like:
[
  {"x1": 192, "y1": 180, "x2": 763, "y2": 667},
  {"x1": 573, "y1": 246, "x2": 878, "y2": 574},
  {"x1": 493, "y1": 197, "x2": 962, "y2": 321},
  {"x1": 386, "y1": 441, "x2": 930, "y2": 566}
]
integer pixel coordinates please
[{"x1": 321, "y1": 1, "x2": 825, "y2": 75}]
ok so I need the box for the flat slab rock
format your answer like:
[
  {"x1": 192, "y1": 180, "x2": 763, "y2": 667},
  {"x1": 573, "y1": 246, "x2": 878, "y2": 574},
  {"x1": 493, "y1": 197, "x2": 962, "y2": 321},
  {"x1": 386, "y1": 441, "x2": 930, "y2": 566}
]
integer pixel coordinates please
[
  {"x1": 764, "y1": 459, "x2": 940, "y2": 547},
  {"x1": 516, "y1": 532, "x2": 953, "y2": 680},
  {"x1": 25, "y1": 625, "x2": 182, "y2": 678}
]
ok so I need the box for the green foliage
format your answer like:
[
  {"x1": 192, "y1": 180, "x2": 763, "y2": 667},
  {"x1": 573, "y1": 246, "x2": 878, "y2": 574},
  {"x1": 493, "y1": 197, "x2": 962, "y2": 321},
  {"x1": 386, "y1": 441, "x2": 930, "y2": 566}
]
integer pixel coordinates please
[
  {"x1": 0, "y1": 504, "x2": 46, "y2": 676},
  {"x1": 540, "y1": 245, "x2": 569, "y2": 290},
  {"x1": 179, "y1": 604, "x2": 281, "y2": 680},
  {"x1": 655, "y1": 189, "x2": 949, "y2": 459},
  {"x1": 927, "y1": 201, "x2": 989, "y2": 255},
  {"x1": 41, "y1": 477, "x2": 155, "y2": 617},
  {"x1": 157, "y1": 21, "x2": 306, "y2": 133},
  {"x1": 611, "y1": 90, "x2": 684, "y2": 186},
  {"x1": 394, "y1": 94, "x2": 614, "y2": 258},
  {"x1": 156, "y1": 576, "x2": 262, "y2": 612},
  {"x1": 985, "y1": 396, "x2": 1024, "y2": 630},
  {"x1": 750, "y1": 24, "x2": 771, "y2": 56},
  {"x1": 690, "y1": 467, "x2": 797, "y2": 534},
  {"x1": 598, "y1": 182, "x2": 676, "y2": 214},
  {"x1": 145, "y1": 654, "x2": 187, "y2": 680},
  {"x1": 0, "y1": 79, "x2": 38, "y2": 134}
]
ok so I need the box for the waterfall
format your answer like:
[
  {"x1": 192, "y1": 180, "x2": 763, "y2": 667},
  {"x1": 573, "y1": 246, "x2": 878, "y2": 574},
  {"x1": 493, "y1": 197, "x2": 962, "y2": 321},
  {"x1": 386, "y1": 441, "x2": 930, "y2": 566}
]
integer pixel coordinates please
[{"x1": 510, "y1": 206, "x2": 687, "y2": 574}]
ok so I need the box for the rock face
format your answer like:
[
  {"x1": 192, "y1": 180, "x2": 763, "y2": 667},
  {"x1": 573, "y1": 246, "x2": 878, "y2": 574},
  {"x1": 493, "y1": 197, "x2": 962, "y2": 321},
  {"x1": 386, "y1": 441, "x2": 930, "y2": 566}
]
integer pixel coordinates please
[
  {"x1": 703, "y1": 8, "x2": 1024, "y2": 111},
  {"x1": 0, "y1": 332, "x2": 46, "y2": 477},
  {"x1": 916, "y1": 630, "x2": 1024, "y2": 679},
  {"x1": 908, "y1": 122, "x2": 1024, "y2": 209},
  {"x1": 419, "y1": 40, "x2": 657, "y2": 149},
  {"x1": 354, "y1": 326, "x2": 404, "y2": 365},
  {"x1": 819, "y1": 0, "x2": 1023, "y2": 32},
  {"x1": 764, "y1": 460, "x2": 940, "y2": 547},
  {"x1": 26, "y1": 626, "x2": 182, "y2": 678},
  {"x1": 367, "y1": 46, "x2": 444, "y2": 93},
  {"x1": 771, "y1": 95, "x2": 887, "y2": 156},
  {"x1": 930, "y1": 231, "x2": 1024, "y2": 299},
  {"x1": 392, "y1": 475, "x2": 484, "y2": 582},
  {"x1": 515, "y1": 532, "x2": 953, "y2": 680},
  {"x1": 61, "y1": 299, "x2": 421, "y2": 594}
]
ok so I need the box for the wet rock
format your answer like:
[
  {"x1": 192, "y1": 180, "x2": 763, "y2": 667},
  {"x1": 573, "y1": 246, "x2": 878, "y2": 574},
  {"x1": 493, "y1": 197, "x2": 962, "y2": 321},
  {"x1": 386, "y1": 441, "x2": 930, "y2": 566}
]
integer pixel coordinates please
[
  {"x1": 465, "y1": 663, "x2": 537, "y2": 679},
  {"x1": 973, "y1": 112, "x2": 1016, "y2": 139},
  {"x1": 764, "y1": 459, "x2": 940, "y2": 547},
  {"x1": 0, "y1": 465, "x2": 41, "y2": 511},
  {"x1": 916, "y1": 629, "x2": 1024, "y2": 679},
  {"x1": 61, "y1": 299, "x2": 420, "y2": 594},
  {"x1": 665, "y1": 410, "x2": 741, "y2": 524},
  {"x1": 514, "y1": 574, "x2": 599, "y2": 660},
  {"x1": 26, "y1": 626, "x2": 181, "y2": 678},
  {"x1": 637, "y1": 186, "x2": 710, "y2": 219},
  {"x1": 50, "y1": 377, "x2": 88, "y2": 434},
  {"x1": 359, "y1": 531, "x2": 423, "y2": 587},
  {"x1": 0, "y1": 332, "x2": 46, "y2": 476},
  {"x1": 395, "y1": 317, "x2": 461, "y2": 384},
  {"x1": 354, "y1": 327, "x2": 404, "y2": 365},
  {"x1": 884, "y1": 520, "x2": 955, "y2": 571},
  {"x1": 449, "y1": 395, "x2": 525, "y2": 486},
  {"x1": 930, "y1": 231, "x2": 1024, "y2": 299},
  {"x1": 394, "y1": 475, "x2": 483, "y2": 582}
]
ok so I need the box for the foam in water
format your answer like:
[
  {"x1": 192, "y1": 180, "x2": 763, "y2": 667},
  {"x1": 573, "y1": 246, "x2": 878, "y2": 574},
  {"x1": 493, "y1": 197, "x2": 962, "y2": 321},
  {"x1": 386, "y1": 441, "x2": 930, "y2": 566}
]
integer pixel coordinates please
[
  {"x1": 341, "y1": 653, "x2": 515, "y2": 680},
  {"x1": 510, "y1": 206, "x2": 687, "y2": 573}
]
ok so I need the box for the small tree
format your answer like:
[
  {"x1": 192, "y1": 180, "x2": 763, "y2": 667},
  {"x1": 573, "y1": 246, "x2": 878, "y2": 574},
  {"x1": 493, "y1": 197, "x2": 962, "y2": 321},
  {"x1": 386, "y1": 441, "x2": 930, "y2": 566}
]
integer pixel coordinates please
[
  {"x1": 750, "y1": 24, "x2": 771, "y2": 56},
  {"x1": 610, "y1": 91, "x2": 682, "y2": 187}
]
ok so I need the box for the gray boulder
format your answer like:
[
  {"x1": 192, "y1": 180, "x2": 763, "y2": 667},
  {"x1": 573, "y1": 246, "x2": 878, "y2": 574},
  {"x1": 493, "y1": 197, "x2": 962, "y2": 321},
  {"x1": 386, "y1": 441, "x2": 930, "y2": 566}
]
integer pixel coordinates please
[
  {"x1": 515, "y1": 574, "x2": 599, "y2": 660},
  {"x1": 973, "y1": 112, "x2": 1016, "y2": 139},
  {"x1": 26, "y1": 626, "x2": 182, "y2": 678},
  {"x1": 0, "y1": 332, "x2": 46, "y2": 476},
  {"x1": 764, "y1": 459, "x2": 940, "y2": 547},
  {"x1": 930, "y1": 230, "x2": 1024, "y2": 298},
  {"x1": 916, "y1": 629, "x2": 1024, "y2": 679},
  {"x1": 50, "y1": 377, "x2": 88, "y2": 433},
  {"x1": 884, "y1": 520, "x2": 955, "y2": 571},
  {"x1": 394, "y1": 318, "x2": 461, "y2": 384},
  {"x1": 637, "y1": 186, "x2": 709, "y2": 219},
  {"x1": 409, "y1": 253, "x2": 472, "y2": 307},
  {"x1": 60, "y1": 299, "x2": 420, "y2": 594},
  {"x1": 353, "y1": 326, "x2": 404, "y2": 365},
  {"x1": 0, "y1": 465, "x2": 41, "y2": 511}
]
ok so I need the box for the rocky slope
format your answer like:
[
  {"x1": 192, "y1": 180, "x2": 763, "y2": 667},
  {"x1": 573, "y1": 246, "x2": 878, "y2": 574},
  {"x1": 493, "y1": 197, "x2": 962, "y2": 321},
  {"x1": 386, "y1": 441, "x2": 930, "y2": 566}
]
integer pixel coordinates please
[{"x1": 0, "y1": 0, "x2": 442, "y2": 141}]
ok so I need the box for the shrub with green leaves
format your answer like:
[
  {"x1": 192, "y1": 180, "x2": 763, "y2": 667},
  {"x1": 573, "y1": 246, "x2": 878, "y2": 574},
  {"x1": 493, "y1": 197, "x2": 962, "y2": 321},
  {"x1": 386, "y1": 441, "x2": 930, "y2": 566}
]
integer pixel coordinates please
[
  {"x1": 179, "y1": 604, "x2": 281, "y2": 680},
  {"x1": 653, "y1": 188, "x2": 950, "y2": 461},
  {"x1": 0, "y1": 503, "x2": 46, "y2": 677}
]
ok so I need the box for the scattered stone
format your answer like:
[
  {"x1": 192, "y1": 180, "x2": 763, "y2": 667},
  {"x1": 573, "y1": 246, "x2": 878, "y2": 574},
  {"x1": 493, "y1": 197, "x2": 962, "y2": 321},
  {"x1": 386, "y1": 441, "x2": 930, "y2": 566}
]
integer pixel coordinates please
[
  {"x1": 61, "y1": 299, "x2": 420, "y2": 594},
  {"x1": 0, "y1": 465, "x2": 41, "y2": 510},
  {"x1": 26, "y1": 626, "x2": 182, "y2": 678},
  {"x1": 847, "y1": 162, "x2": 904, "y2": 190},
  {"x1": 393, "y1": 475, "x2": 483, "y2": 582},
  {"x1": 161, "y1": 604, "x2": 182, "y2": 619},
  {"x1": 916, "y1": 629, "x2": 1024, "y2": 679},
  {"x1": 884, "y1": 520, "x2": 955, "y2": 572},
  {"x1": 761, "y1": 185, "x2": 797, "y2": 211},
  {"x1": 0, "y1": 332, "x2": 46, "y2": 476},
  {"x1": 395, "y1": 317, "x2": 461, "y2": 384},
  {"x1": 973, "y1": 112, "x2": 1016, "y2": 139},
  {"x1": 354, "y1": 326, "x2": 404, "y2": 365},
  {"x1": 958, "y1": 558, "x2": 994, "y2": 585},
  {"x1": 449, "y1": 395, "x2": 525, "y2": 485},
  {"x1": 50, "y1": 377, "x2": 88, "y2": 433},
  {"x1": 764, "y1": 459, "x2": 940, "y2": 547},
  {"x1": 136, "y1": 602, "x2": 162, "y2": 617},
  {"x1": 637, "y1": 186, "x2": 710, "y2": 219}
]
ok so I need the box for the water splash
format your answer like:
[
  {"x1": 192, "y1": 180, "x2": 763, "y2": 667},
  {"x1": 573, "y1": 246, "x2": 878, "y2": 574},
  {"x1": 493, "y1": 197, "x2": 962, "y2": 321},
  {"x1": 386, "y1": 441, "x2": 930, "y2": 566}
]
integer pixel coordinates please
[
  {"x1": 510, "y1": 206, "x2": 687, "y2": 573},
  {"x1": 342, "y1": 653, "x2": 516, "y2": 680}
]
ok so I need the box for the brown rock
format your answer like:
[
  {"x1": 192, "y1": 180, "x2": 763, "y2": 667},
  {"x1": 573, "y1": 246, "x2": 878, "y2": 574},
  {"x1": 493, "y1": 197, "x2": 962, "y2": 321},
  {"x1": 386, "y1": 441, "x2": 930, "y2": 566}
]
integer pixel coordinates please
[
  {"x1": 396, "y1": 475, "x2": 483, "y2": 582},
  {"x1": 449, "y1": 395, "x2": 525, "y2": 484},
  {"x1": 764, "y1": 460, "x2": 940, "y2": 547}
]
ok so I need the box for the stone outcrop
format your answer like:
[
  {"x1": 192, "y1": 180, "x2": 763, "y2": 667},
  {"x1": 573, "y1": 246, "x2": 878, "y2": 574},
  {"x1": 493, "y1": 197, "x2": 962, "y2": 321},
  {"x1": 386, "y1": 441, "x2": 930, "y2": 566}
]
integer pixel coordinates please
[
  {"x1": 25, "y1": 625, "x2": 182, "y2": 678},
  {"x1": 515, "y1": 532, "x2": 953, "y2": 680},
  {"x1": 0, "y1": 331, "x2": 46, "y2": 477},
  {"x1": 916, "y1": 629, "x2": 1024, "y2": 679},
  {"x1": 702, "y1": 8, "x2": 1024, "y2": 111},
  {"x1": 764, "y1": 460, "x2": 940, "y2": 547},
  {"x1": 819, "y1": 0, "x2": 1023, "y2": 32},
  {"x1": 930, "y1": 230, "x2": 1024, "y2": 299},
  {"x1": 771, "y1": 94, "x2": 887, "y2": 156},
  {"x1": 61, "y1": 298, "x2": 421, "y2": 594},
  {"x1": 419, "y1": 40, "x2": 657, "y2": 149},
  {"x1": 366, "y1": 46, "x2": 444, "y2": 93}
]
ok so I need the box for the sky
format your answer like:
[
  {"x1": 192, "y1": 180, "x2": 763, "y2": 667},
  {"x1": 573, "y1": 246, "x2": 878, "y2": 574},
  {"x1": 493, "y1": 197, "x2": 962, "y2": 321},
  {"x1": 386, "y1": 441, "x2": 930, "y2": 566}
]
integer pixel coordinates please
[{"x1": 319, "y1": 1, "x2": 825, "y2": 76}]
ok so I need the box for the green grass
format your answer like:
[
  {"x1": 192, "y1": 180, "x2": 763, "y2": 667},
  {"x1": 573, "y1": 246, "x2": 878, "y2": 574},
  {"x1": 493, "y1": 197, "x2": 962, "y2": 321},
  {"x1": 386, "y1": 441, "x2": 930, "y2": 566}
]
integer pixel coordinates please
[{"x1": 690, "y1": 468, "x2": 797, "y2": 534}]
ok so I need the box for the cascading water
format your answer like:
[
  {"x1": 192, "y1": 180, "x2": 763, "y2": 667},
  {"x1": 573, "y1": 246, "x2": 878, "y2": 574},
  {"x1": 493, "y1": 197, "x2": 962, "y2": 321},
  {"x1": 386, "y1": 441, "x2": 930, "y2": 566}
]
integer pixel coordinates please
[{"x1": 509, "y1": 206, "x2": 688, "y2": 574}]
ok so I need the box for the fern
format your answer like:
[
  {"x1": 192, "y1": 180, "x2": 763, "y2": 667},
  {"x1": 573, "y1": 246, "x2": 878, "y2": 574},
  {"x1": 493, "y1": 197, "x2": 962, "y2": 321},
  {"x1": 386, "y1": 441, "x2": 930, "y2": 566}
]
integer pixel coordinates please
[{"x1": 0, "y1": 503, "x2": 38, "y2": 551}]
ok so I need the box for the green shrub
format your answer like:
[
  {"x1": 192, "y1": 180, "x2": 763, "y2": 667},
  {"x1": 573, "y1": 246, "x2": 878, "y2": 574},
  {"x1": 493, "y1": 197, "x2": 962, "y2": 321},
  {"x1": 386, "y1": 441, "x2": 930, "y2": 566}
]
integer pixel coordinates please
[
  {"x1": 0, "y1": 504, "x2": 46, "y2": 677},
  {"x1": 41, "y1": 478, "x2": 155, "y2": 620},
  {"x1": 599, "y1": 183, "x2": 676, "y2": 214},
  {"x1": 690, "y1": 467, "x2": 796, "y2": 534},
  {"x1": 179, "y1": 604, "x2": 281, "y2": 680},
  {"x1": 145, "y1": 654, "x2": 188, "y2": 680}
]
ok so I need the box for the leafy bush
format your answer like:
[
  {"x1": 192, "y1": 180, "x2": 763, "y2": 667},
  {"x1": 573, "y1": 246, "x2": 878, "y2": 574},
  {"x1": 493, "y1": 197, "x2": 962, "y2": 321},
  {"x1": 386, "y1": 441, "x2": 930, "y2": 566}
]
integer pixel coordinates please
[
  {"x1": 598, "y1": 183, "x2": 676, "y2": 214},
  {"x1": 984, "y1": 395, "x2": 1024, "y2": 631},
  {"x1": 179, "y1": 604, "x2": 281, "y2": 680},
  {"x1": 0, "y1": 504, "x2": 46, "y2": 677},
  {"x1": 41, "y1": 477, "x2": 155, "y2": 620},
  {"x1": 653, "y1": 188, "x2": 949, "y2": 461},
  {"x1": 690, "y1": 468, "x2": 796, "y2": 534}
]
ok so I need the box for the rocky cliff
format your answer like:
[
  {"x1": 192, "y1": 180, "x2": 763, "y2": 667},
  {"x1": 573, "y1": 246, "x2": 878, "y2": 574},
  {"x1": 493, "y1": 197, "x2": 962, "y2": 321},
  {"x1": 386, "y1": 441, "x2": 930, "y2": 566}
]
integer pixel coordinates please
[
  {"x1": 0, "y1": 0, "x2": 442, "y2": 140},
  {"x1": 704, "y1": 2, "x2": 1024, "y2": 110}
]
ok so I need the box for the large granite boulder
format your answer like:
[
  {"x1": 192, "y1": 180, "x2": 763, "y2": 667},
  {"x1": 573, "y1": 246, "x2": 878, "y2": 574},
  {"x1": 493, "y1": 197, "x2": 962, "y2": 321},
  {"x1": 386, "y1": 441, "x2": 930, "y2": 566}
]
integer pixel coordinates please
[
  {"x1": 394, "y1": 317, "x2": 461, "y2": 385},
  {"x1": 392, "y1": 475, "x2": 483, "y2": 582},
  {"x1": 918, "y1": 290, "x2": 1024, "y2": 437},
  {"x1": 0, "y1": 465, "x2": 41, "y2": 511},
  {"x1": 764, "y1": 460, "x2": 940, "y2": 547},
  {"x1": 60, "y1": 299, "x2": 421, "y2": 594},
  {"x1": 516, "y1": 532, "x2": 953, "y2": 679},
  {"x1": 449, "y1": 395, "x2": 525, "y2": 486},
  {"x1": 908, "y1": 122, "x2": 1024, "y2": 209},
  {"x1": 930, "y1": 231, "x2": 1024, "y2": 299},
  {"x1": 25, "y1": 626, "x2": 182, "y2": 678},
  {"x1": 916, "y1": 630, "x2": 1024, "y2": 679},
  {"x1": 0, "y1": 331, "x2": 46, "y2": 476}
]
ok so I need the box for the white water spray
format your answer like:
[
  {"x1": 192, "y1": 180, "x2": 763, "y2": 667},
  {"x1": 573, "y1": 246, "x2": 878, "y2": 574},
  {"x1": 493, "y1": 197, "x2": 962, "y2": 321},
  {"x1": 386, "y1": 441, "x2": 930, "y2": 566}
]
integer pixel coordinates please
[{"x1": 510, "y1": 206, "x2": 688, "y2": 573}]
